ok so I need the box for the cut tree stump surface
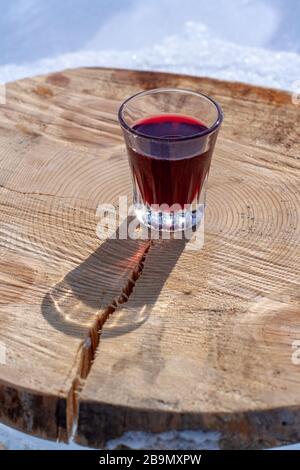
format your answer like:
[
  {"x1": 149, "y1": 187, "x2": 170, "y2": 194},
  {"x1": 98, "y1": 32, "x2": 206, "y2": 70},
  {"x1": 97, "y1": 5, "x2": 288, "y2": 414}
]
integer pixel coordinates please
[{"x1": 0, "y1": 68, "x2": 299, "y2": 449}]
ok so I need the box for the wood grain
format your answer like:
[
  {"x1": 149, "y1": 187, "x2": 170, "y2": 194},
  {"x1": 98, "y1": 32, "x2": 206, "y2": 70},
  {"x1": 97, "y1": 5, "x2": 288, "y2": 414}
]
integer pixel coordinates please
[{"x1": 0, "y1": 68, "x2": 299, "y2": 448}]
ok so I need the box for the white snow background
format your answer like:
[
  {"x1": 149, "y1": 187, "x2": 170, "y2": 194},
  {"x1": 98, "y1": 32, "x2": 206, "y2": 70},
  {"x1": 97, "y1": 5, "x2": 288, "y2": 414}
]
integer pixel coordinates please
[
  {"x1": 1, "y1": 0, "x2": 300, "y2": 91},
  {"x1": 0, "y1": 0, "x2": 300, "y2": 450}
]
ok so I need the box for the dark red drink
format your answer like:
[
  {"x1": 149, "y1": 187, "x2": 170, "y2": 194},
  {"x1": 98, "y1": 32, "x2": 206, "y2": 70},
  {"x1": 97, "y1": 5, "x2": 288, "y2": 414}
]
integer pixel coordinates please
[
  {"x1": 127, "y1": 114, "x2": 214, "y2": 209},
  {"x1": 119, "y1": 89, "x2": 223, "y2": 231}
]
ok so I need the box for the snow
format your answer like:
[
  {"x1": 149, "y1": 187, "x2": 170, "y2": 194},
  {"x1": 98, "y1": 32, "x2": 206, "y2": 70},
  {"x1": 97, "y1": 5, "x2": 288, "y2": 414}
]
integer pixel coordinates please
[
  {"x1": 1, "y1": 0, "x2": 300, "y2": 90},
  {"x1": 1, "y1": 421, "x2": 299, "y2": 450},
  {"x1": 0, "y1": 0, "x2": 300, "y2": 450},
  {"x1": 0, "y1": 423, "x2": 220, "y2": 450},
  {"x1": 0, "y1": 422, "x2": 85, "y2": 450}
]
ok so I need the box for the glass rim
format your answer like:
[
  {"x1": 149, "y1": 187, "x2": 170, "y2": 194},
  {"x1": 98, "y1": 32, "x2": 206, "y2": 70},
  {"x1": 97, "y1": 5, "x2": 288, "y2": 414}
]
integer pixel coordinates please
[{"x1": 118, "y1": 87, "x2": 223, "y2": 142}]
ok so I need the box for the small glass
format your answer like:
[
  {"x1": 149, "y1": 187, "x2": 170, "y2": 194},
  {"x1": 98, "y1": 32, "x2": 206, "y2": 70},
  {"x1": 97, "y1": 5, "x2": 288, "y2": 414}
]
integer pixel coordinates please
[{"x1": 118, "y1": 88, "x2": 223, "y2": 232}]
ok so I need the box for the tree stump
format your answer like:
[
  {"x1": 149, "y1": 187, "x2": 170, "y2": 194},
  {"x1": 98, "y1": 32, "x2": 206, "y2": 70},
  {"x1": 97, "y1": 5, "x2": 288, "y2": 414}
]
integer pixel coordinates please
[{"x1": 0, "y1": 68, "x2": 299, "y2": 449}]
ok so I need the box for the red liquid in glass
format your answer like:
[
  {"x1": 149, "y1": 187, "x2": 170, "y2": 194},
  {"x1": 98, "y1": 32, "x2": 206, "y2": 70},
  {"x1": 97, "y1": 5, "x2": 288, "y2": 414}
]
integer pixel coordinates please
[{"x1": 128, "y1": 114, "x2": 213, "y2": 209}]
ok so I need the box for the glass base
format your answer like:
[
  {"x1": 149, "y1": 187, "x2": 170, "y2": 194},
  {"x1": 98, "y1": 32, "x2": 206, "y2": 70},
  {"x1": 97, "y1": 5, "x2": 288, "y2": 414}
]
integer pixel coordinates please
[{"x1": 134, "y1": 203, "x2": 205, "y2": 232}]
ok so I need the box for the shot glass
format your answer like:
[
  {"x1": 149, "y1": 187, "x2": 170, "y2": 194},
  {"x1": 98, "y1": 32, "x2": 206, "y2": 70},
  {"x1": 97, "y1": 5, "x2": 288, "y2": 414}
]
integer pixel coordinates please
[{"x1": 118, "y1": 88, "x2": 223, "y2": 231}]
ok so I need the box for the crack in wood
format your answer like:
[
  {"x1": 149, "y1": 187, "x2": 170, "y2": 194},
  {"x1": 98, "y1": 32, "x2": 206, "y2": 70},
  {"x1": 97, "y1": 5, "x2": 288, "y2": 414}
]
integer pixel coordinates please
[
  {"x1": 0, "y1": 184, "x2": 89, "y2": 201},
  {"x1": 65, "y1": 240, "x2": 153, "y2": 442}
]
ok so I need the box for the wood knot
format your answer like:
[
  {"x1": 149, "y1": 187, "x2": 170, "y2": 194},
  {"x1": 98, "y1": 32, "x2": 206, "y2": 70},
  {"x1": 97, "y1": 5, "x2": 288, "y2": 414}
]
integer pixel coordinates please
[
  {"x1": 46, "y1": 73, "x2": 70, "y2": 87},
  {"x1": 32, "y1": 86, "x2": 54, "y2": 98}
]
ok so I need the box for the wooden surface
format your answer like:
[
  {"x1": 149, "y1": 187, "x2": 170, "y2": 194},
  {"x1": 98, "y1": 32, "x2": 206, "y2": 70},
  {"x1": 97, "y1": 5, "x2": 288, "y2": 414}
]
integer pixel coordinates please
[{"x1": 0, "y1": 68, "x2": 299, "y2": 449}]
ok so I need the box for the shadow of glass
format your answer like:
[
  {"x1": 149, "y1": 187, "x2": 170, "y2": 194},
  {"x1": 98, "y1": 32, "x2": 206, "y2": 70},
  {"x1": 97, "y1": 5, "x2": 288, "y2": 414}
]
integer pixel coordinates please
[{"x1": 41, "y1": 217, "x2": 186, "y2": 339}]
